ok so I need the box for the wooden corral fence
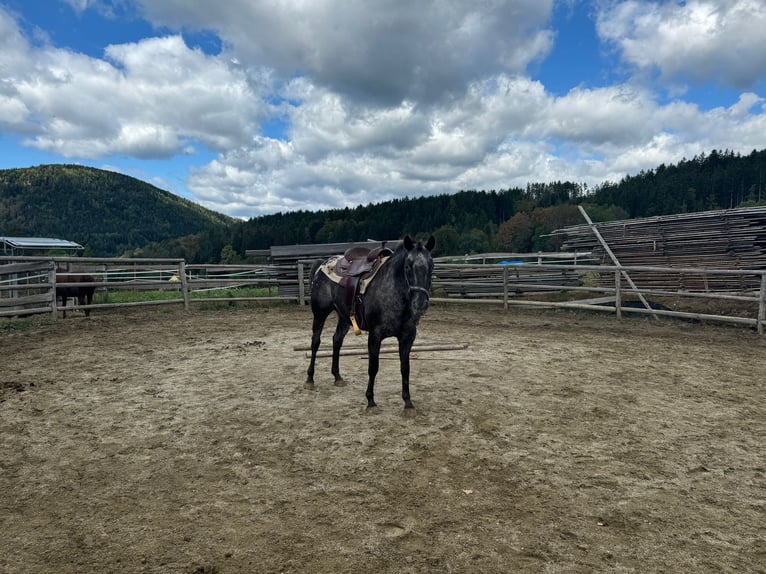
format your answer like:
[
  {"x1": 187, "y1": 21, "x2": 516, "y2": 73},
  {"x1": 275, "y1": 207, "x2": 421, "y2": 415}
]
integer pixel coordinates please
[
  {"x1": 2, "y1": 255, "x2": 765, "y2": 334},
  {"x1": 0, "y1": 256, "x2": 302, "y2": 317},
  {"x1": 428, "y1": 261, "x2": 766, "y2": 334},
  {"x1": 0, "y1": 260, "x2": 56, "y2": 318}
]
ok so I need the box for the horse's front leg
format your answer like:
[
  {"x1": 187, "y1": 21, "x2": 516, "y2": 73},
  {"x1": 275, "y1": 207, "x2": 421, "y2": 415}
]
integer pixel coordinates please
[
  {"x1": 331, "y1": 319, "x2": 350, "y2": 386},
  {"x1": 399, "y1": 331, "x2": 417, "y2": 414},
  {"x1": 365, "y1": 331, "x2": 383, "y2": 412}
]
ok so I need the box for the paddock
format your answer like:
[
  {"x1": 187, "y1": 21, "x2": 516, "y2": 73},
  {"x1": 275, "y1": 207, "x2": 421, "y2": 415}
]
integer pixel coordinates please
[{"x1": 1, "y1": 304, "x2": 764, "y2": 573}]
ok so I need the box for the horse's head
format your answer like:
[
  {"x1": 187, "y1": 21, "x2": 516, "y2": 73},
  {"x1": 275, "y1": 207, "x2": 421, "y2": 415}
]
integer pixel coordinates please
[{"x1": 403, "y1": 235, "x2": 435, "y2": 317}]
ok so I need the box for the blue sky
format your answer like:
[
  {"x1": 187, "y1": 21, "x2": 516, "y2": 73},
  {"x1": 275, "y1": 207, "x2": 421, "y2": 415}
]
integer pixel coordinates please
[{"x1": 1, "y1": 1, "x2": 766, "y2": 219}]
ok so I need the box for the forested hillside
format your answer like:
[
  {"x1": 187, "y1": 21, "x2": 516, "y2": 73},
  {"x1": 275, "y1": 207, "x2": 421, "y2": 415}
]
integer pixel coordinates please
[
  {"x1": 4, "y1": 149, "x2": 766, "y2": 261},
  {"x1": 0, "y1": 164, "x2": 233, "y2": 257},
  {"x1": 591, "y1": 148, "x2": 766, "y2": 216},
  {"x1": 209, "y1": 148, "x2": 765, "y2": 259}
]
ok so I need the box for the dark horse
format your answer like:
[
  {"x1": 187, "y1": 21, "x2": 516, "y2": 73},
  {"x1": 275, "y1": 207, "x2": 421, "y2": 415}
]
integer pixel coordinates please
[
  {"x1": 306, "y1": 235, "x2": 435, "y2": 413},
  {"x1": 56, "y1": 273, "x2": 96, "y2": 317}
]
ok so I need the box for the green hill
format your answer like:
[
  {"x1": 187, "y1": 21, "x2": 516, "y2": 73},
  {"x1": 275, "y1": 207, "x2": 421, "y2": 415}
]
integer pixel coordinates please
[
  {"x1": 4, "y1": 149, "x2": 766, "y2": 261},
  {"x1": 0, "y1": 164, "x2": 234, "y2": 257}
]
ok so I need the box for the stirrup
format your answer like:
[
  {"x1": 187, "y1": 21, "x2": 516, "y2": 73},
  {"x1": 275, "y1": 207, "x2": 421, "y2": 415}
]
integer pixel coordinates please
[{"x1": 350, "y1": 315, "x2": 362, "y2": 336}]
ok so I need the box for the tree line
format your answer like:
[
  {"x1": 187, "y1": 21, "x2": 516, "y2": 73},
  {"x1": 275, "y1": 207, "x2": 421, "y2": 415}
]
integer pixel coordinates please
[
  {"x1": 4, "y1": 149, "x2": 765, "y2": 261},
  {"x1": 137, "y1": 148, "x2": 765, "y2": 262}
]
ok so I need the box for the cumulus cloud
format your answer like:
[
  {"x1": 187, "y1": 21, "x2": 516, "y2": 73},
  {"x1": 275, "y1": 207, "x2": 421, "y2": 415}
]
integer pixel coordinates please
[
  {"x1": 597, "y1": 0, "x2": 766, "y2": 89},
  {"x1": 137, "y1": 0, "x2": 556, "y2": 106},
  {"x1": 2, "y1": 1, "x2": 766, "y2": 218},
  {"x1": 1, "y1": 14, "x2": 268, "y2": 158},
  {"x1": 184, "y1": 71, "x2": 766, "y2": 217}
]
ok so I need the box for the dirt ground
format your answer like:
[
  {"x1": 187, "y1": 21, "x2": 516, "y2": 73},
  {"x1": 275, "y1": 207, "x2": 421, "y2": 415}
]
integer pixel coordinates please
[{"x1": 1, "y1": 302, "x2": 765, "y2": 574}]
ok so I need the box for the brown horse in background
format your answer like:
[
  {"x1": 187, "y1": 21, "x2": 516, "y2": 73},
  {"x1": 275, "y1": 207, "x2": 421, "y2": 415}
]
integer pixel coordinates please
[{"x1": 56, "y1": 273, "x2": 96, "y2": 317}]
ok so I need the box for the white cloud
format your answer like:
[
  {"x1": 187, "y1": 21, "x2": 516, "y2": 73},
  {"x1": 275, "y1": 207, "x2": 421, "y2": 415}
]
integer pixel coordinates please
[
  {"x1": 136, "y1": 0, "x2": 556, "y2": 105},
  {"x1": 1, "y1": 19, "x2": 268, "y2": 158},
  {"x1": 597, "y1": 0, "x2": 766, "y2": 89},
  {"x1": 183, "y1": 69, "x2": 766, "y2": 217},
  {"x1": 2, "y1": 1, "x2": 766, "y2": 219}
]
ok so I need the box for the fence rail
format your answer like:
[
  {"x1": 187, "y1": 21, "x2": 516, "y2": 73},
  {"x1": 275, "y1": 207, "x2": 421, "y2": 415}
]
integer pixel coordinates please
[{"x1": 2, "y1": 255, "x2": 765, "y2": 334}]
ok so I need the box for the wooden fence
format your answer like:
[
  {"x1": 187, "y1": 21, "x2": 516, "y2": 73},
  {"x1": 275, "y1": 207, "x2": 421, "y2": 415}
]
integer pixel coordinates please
[
  {"x1": 2, "y1": 255, "x2": 765, "y2": 334},
  {"x1": 0, "y1": 260, "x2": 56, "y2": 317},
  {"x1": 429, "y1": 262, "x2": 766, "y2": 334},
  {"x1": 0, "y1": 256, "x2": 299, "y2": 317}
]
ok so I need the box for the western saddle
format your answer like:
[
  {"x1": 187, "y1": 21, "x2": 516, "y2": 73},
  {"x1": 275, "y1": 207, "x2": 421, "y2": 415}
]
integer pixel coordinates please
[{"x1": 336, "y1": 243, "x2": 393, "y2": 334}]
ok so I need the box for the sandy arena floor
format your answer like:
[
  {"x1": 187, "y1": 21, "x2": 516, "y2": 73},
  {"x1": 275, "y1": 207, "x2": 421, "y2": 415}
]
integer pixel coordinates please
[{"x1": 1, "y1": 303, "x2": 765, "y2": 573}]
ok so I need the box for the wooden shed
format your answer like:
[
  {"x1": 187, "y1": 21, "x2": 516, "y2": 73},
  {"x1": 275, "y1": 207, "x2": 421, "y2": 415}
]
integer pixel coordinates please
[{"x1": 1, "y1": 236, "x2": 84, "y2": 257}]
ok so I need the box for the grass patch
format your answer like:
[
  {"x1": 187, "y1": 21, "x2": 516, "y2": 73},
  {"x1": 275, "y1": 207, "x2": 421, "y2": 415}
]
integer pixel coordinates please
[{"x1": 0, "y1": 316, "x2": 53, "y2": 334}]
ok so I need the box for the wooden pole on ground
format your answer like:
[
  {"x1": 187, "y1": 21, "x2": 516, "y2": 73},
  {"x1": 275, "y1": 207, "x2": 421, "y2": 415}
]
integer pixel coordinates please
[{"x1": 303, "y1": 343, "x2": 468, "y2": 358}]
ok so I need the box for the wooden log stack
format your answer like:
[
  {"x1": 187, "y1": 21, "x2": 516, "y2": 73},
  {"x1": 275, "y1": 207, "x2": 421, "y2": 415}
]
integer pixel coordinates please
[{"x1": 553, "y1": 206, "x2": 766, "y2": 292}]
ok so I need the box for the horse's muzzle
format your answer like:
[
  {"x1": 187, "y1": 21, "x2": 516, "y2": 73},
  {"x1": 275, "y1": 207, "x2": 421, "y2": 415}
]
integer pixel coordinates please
[{"x1": 410, "y1": 286, "x2": 431, "y2": 315}]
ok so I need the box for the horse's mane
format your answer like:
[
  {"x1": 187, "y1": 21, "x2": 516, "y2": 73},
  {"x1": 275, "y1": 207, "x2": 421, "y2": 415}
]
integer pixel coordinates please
[
  {"x1": 388, "y1": 239, "x2": 413, "y2": 265},
  {"x1": 391, "y1": 240, "x2": 408, "y2": 256}
]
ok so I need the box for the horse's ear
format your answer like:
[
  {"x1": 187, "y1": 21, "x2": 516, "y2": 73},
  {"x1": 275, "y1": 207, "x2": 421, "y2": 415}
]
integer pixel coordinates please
[
  {"x1": 425, "y1": 235, "x2": 435, "y2": 252},
  {"x1": 403, "y1": 235, "x2": 414, "y2": 251}
]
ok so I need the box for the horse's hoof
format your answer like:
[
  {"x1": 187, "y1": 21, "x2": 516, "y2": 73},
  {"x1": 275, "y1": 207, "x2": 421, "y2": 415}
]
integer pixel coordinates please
[
  {"x1": 333, "y1": 378, "x2": 347, "y2": 387},
  {"x1": 365, "y1": 406, "x2": 381, "y2": 414},
  {"x1": 403, "y1": 407, "x2": 417, "y2": 418},
  {"x1": 304, "y1": 382, "x2": 316, "y2": 391}
]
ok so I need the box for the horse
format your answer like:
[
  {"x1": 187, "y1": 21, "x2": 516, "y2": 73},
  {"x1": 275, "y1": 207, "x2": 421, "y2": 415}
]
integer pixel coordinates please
[
  {"x1": 305, "y1": 235, "x2": 436, "y2": 414},
  {"x1": 56, "y1": 273, "x2": 96, "y2": 317}
]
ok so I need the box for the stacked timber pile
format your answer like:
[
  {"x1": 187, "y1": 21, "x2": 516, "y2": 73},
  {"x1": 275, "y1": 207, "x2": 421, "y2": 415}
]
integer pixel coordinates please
[{"x1": 553, "y1": 206, "x2": 766, "y2": 292}]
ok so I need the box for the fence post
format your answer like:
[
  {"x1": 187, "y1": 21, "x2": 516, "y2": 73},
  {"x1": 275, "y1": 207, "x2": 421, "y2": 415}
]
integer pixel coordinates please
[
  {"x1": 49, "y1": 264, "x2": 58, "y2": 319},
  {"x1": 179, "y1": 261, "x2": 190, "y2": 311},
  {"x1": 614, "y1": 268, "x2": 622, "y2": 321},
  {"x1": 503, "y1": 265, "x2": 508, "y2": 311},
  {"x1": 101, "y1": 263, "x2": 109, "y2": 303},
  {"x1": 758, "y1": 272, "x2": 766, "y2": 335},
  {"x1": 297, "y1": 263, "x2": 305, "y2": 305}
]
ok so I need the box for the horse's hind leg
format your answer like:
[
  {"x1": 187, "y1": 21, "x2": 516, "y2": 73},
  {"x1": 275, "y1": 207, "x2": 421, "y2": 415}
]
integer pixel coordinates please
[
  {"x1": 306, "y1": 307, "x2": 332, "y2": 390},
  {"x1": 365, "y1": 330, "x2": 383, "y2": 412},
  {"x1": 331, "y1": 318, "x2": 350, "y2": 386}
]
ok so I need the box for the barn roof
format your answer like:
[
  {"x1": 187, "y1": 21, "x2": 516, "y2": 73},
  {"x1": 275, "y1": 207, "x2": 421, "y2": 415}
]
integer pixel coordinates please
[{"x1": 1, "y1": 236, "x2": 84, "y2": 255}]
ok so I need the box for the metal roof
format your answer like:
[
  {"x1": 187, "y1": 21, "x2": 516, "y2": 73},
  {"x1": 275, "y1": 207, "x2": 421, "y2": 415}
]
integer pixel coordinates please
[{"x1": 1, "y1": 236, "x2": 84, "y2": 254}]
